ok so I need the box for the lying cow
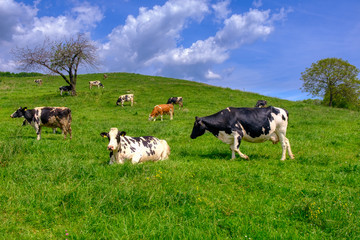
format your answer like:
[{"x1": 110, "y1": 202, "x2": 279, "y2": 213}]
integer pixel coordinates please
[
  {"x1": 190, "y1": 106, "x2": 294, "y2": 161},
  {"x1": 116, "y1": 94, "x2": 134, "y2": 107},
  {"x1": 255, "y1": 100, "x2": 267, "y2": 108},
  {"x1": 89, "y1": 80, "x2": 104, "y2": 89},
  {"x1": 148, "y1": 104, "x2": 174, "y2": 121},
  {"x1": 167, "y1": 97, "x2": 183, "y2": 109},
  {"x1": 11, "y1": 107, "x2": 72, "y2": 140},
  {"x1": 34, "y1": 79, "x2": 42, "y2": 85},
  {"x1": 59, "y1": 85, "x2": 72, "y2": 95},
  {"x1": 100, "y1": 128, "x2": 170, "y2": 164}
]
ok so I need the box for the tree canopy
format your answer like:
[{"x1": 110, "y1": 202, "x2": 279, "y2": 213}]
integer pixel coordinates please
[
  {"x1": 300, "y1": 58, "x2": 360, "y2": 109},
  {"x1": 11, "y1": 34, "x2": 97, "y2": 95}
]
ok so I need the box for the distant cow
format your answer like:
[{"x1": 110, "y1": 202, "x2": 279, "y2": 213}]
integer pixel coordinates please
[
  {"x1": 11, "y1": 107, "x2": 72, "y2": 140},
  {"x1": 167, "y1": 97, "x2": 183, "y2": 109},
  {"x1": 100, "y1": 128, "x2": 170, "y2": 164},
  {"x1": 116, "y1": 94, "x2": 134, "y2": 107},
  {"x1": 103, "y1": 74, "x2": 108, "y2": 80},
  {"x1": 59, "y1": 85, "x2": 72, "y2": 95},
  {"x1": 149, "y1": 104, "x2": 174, "y2": 121},
  {"x1": 255, "y1": 100, "x2": 267, "y2": 108},
  {"x1": 190, "y1": 106, "x2": 294, "y2": 161},
  {"x1": 34, "y1": 79, "x2": 42, "y2": 85},
  {"x1": 89, "y1": 80, "x2": 104, "y2": 89}
]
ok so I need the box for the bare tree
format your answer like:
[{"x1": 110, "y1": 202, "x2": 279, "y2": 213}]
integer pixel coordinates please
[{"x1": 12, "y1": 34, "x2": 98, "y2": 95}]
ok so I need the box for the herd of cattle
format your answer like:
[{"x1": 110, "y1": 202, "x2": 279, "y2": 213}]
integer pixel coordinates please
[{"x1": 12, "y1": 79, "x2": 294, "y2": 164}]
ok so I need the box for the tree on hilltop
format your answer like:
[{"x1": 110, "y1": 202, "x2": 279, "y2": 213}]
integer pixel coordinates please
[
  {"x1": 11, "y1": 34, "x2": 98, "y2": 96},
  {"x1": 300, "y1": 58, "x2": 360, "y2": 108}
]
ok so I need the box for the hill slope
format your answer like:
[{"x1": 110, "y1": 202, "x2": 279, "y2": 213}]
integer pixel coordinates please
[{"x1": 0, "y1": 73, "x2": 359, "y2": 239}]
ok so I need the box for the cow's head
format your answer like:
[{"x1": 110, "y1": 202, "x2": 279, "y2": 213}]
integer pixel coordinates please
[
  {"x1": 115, "y1": 97, "x2": 122, "y2": 105},
  {"x1": 190, "y1": 116, "x2": 206, "y2": 139},
  {"x1": 99, "y1": 83, "x2": 104, "y2": 88},
  {"x1": 100, "y1": 128, "x2": 126, "y2": 151},
  {"x1": 11, "y1": 107, "x2": 27, "y2": 118}
]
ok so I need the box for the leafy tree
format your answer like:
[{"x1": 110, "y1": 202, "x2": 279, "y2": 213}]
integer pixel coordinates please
[
  {"x1": 300, "y1": 58, "x2": 360, "y2": 108},
  {"x1": 11, "y1": 34, "x2": 97, "y2": 95}
]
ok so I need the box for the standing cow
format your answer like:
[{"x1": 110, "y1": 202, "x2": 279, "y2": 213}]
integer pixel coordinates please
[
  {"x1": 100, "y1": 128, "x2": 170, "y2": 164},
  {"x1": 11, "y1": 107, "x2": 72, "y2": 140},
  {"x1": 255, "y1": 100, "x2": 267, "y2": 108},
  {"x1": 167, "y1": 97, "x2": 183, "y2": 109},
  {"x1": 148, "y1": 104, "x2": 174, "y2": 121},
  {"x1": 190, "y1": 106, "x2": 294, "y2": 161},
  {"x1": 59, "y1": 85, "x2": 72, "y2": 95},
  {"x1": 34, "y1": 79, "x2": 43, "y2": 85},
  {"x1": 89, "y1": 81, "x2": 104, "y2": 89},
  {"x1": 116, "y1": 94, "x2": 134, "y2": 107}
]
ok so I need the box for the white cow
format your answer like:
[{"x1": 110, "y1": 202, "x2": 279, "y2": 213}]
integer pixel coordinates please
[{"x1": 100, "y1": 128, "x2": 170, "y2": 164}]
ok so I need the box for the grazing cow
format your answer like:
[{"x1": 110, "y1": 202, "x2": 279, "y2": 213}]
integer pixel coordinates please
[
  {"x1": 100, "y1": 128, "x2": 170, "y2": 164},
  {"x1": 190, "y1": 106, "x2": 294, "y2": 161},
  {"x1": 148, "y1": 104, "x2": 174, "y2": 121},
  {"x1": 34, "y1": 79, "x2": 42, "y2": 85},
  {"x1": 116, "y1": 94, "x2": 134, "y2": 107},
  {"x1": 11, "y1": 107, "x2": 72, "y2": 140},
  {"x1": 59, "y1": 85, "x2": 72, "y2": 95},
  {"x1": 89, "y1": 80, "x2": 104, "y2": 89},
  {"x1": 103, "y1": 74, "x2": 108, "y2": 80},
  {"x1": 167, "y1": 97, "x2": 183, "y2": 109},
  {"x1": 255, "y1": 100, "x2": 267, "y2": 108}
]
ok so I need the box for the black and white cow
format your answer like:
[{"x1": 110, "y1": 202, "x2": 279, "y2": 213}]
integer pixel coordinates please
[
  {"x1": 59, "y1": 85, "x2": 72, "y2": 95},
  {"x1": 34, "y1": 79, "x2": 43, "y2": 85},
  {"x1": 11, "y1": 107, "x2": 72, "y2": 140},
  {"x1": 167, "y1": 97, "x2": 183, "y2": 109},
  {"x1": 116, "y1": 94, "x2": 134, "y2": 107},
  {"x1": 100, "y1": 128, "x2": 170, "y2": 164},
  {"x1": 89, "y1": 81, "x2": 104, "y2": 89},
  {"x1": 255, "y1": 100, "x2": 267, "y2": 108},
  {"x1": 190, "y1": 106, "x2": 294, "y2": 161}
]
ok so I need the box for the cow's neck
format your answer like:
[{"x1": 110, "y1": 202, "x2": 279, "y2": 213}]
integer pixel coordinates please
[{"x1": 24, "y1": 109, "x2": 35, "y2": 123}]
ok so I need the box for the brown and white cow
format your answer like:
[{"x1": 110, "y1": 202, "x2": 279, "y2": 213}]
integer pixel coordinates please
[
  {"x1": 11, "y1": 107, "x2": 72, "y2": 140},
  {"x1": 167, "y1": 97, "x2": 183, "y2": 109},
  {"x1": 89, "y1": 80, "x2": 104, "y2": 89},
  {"x1": 116, "y1": 94, "x2": 134, "y2": 107},
  {"x1": 34, "y1": 79, "x2": 42, "y2": 85},
  {"x1": 100, "y1": 128, "x2": 170, "y2": 164},
  {"x1": 103, "y1": 74, "x2": 108, "y2": 80},
  {"x1": 148, "y1": 104, "x2": 174, "y2": 121}
]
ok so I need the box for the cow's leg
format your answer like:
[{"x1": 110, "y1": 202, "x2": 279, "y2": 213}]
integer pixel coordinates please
[
  {"x1": 60, "y1": 90, "x2": 63, "y2": 96},
  {"x1": 161, "y1": 114, "x2": 163, "y2": 121},
  {"x1": 131, "y1": 153, "x2": 142, "y2": 164},
  {"x1": 121, "y1": 101, "x2": 124, "y2": 107},
  {"x1": 36, "y1": 125, "x2": 41, "y2": 140},
  {"x1": 231, "y1": 131, "x2": 249, "y2": 160},
  {"x1": 170, "y1": 111, "x2": 173, "y2": 120},
  {"x1": 131, "y1": 99, "x2": 133, "y2": 106},
  {"x1": 278, "y1": 132, "x2": 294, "y2": 160},
  {"x1": 53, "y1": 128, "x2": 57, "y2": 134}
]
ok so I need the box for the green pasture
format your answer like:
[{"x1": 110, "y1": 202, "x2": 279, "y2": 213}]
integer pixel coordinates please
[{"x1": 0, "y1": 73, "x2": 359, "y2": 239}]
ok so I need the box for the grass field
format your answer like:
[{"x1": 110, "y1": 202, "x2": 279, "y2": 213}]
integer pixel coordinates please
[{"x1": 0, "y1": 73, "x2": 359, "y2": 239}]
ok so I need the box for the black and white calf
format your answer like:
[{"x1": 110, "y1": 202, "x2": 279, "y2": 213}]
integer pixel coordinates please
[
  {"x1": 255, "y1": 100, "x2": 267, "y2": 108},
  {"x1": 116, "y1": 94, "x2": 134, "y2": 107},
  {"x1": 89, "y1": 81, "x2": 104, "y2": 89},
  {"x1": 167, "y1": 97, "x2": 183, "y2": 109},
  {"x1": 59, "y1": 85, "x2": 72, "y2": 95},
  {"x1": 100, "y1": 128, "x2": 170, "y2": 164},
  {"x1": 190, "y1": 106, "x2": 294, "y2": 160},
  {"x1": 11, "y1": 107, "x2": 72, "y2": 140}
]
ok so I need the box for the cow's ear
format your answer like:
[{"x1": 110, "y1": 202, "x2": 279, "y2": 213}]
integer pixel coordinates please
[
  {"x1": 119, "y1": 131, "x2": 126, "y2": 137},
  {"x1": 100, "y1": 132, "x2": 108, "y2": 138},
  {"x1": 195, "y1": 116, "x2": 199, "y2": 121},
  {"x1": 23, "y1": 107, "x2": 27, "y2": 111}
]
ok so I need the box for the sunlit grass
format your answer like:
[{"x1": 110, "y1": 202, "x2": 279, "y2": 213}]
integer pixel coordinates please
[{"x1": 0, "y1": 73, "x2": 359, "y2": 239}]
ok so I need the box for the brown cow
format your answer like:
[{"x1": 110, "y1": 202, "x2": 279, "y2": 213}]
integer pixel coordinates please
[{"x1": 148, "y1": 104, "x2": 174, "y2": 121}]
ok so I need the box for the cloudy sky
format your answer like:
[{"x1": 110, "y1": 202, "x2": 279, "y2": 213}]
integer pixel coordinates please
[{"x1": 1, "y1": 0, "x2": 359, "y2": 100}]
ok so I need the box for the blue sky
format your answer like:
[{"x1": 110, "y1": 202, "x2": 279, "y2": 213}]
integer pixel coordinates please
[{"x1": 1, "y1": 0, "x2": 359, "y2": 100}]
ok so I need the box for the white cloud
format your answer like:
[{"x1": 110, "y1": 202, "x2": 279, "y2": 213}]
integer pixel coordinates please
[
  {"x1": 252, "y1": 0, "x2": 263, "y2": 8},
  {"x1": 212, "y1": 0, "x2": 231, "y2": 21},
  {"x1": 0, "y1": 0, "x2": 103, "y2": 71},
  {"x1": 99, "y1": 0, "x2": 210, "y2": 72}
]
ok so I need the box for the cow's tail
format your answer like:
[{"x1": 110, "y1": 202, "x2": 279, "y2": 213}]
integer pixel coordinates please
[{"x1": 160, "y1": 140, "x2": 170, "y2": 160}]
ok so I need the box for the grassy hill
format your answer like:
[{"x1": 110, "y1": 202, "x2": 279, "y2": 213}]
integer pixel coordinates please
[{"x1": 0, "y1": 73, "x2": 359, "y2": 239}]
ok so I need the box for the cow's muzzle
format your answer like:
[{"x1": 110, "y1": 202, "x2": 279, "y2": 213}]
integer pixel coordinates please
[{"x1": 107, "y1": 145, "x2": 115, "y2": 151}]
